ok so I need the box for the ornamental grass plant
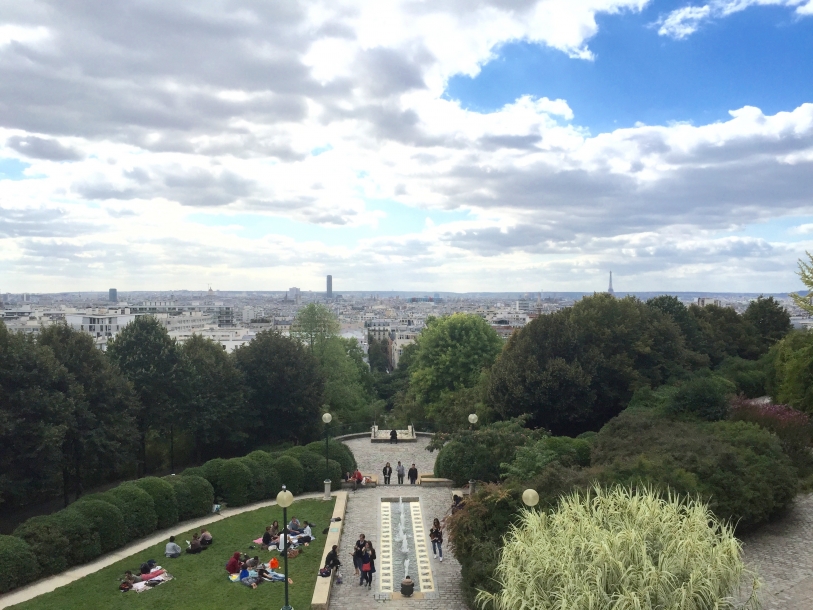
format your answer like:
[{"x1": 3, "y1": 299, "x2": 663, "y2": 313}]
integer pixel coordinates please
[{"x1": 478, "y1": 486, "x2": 759, "y2": 610}]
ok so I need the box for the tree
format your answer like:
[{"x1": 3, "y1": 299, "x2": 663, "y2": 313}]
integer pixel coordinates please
[
  {"x1": 688, "y1": 304, "x2": 760, "y2": 364},
  {"x1": 290, "y1": 304, "x2": 340, "y2": 353},
  {"x1": 367, "y1": 334, "x2": 390, "y2": 373},
  {"x1": 106, "y1": 316, "x2": 193, "y2": 476},
  {"x1": 0, "y1": 323, "x2": 71, "y2": 508},
  {"x1": 488, "y1": 294, "x2": 691, "y2": 435},
  {"x1": 38, "y1": 324, "x2": 137, "y2": 506},
  {"x1": 769, "y1": 330, "x2": 813, "y2": 413},
  {"x1": 645, "y1": 295, "x2": 708, "y2": 365},
  {"x1": 409, "y1": 314, "x2": 502, "y2": 424},
  {"x1": 318, "y1": 336, "x2": 376, "y2": 423},
  {"x1": 743, "y1": 295, "x2": 791, "y2": 352},
  {"x1": 792, "y1": 251, "x2": 813, "y2": 314},
  {"x1": 181, "y1": 335, "x2": 246, "y2": 461},
  {"x1": 233, "y1": 329, "x2": 325, "y2": 444}
]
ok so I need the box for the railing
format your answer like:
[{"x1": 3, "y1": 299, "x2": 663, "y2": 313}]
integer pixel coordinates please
[{"x1": 410, "y1": 421, "x2": 439, "y2": 434}]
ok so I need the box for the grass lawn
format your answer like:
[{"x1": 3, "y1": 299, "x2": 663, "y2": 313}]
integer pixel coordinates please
[{"x1": 12, "y1": 498, "x2": 335, "y2": 610}]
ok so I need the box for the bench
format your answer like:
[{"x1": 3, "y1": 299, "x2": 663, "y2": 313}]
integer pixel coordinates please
[{"x1": 311, "y1": 492, "x2": 348, "y2": 610}]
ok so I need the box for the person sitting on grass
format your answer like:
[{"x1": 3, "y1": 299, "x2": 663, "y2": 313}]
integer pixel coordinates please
[
  {"x1": 186, "y1": 532, "x2": 203, "y2": 554},
  {"x1": 239, "y1": 566, "x2": 260, "y2": 589},
  {"x1": 200, "y1": 529, "x2": 213, "y2": 546},
  {"x1": 270, "y1": 521, "x2": 280, "y2": 537},
  {"x1": 226, "y1": 551, "x2": 242, "y2": 574},
  {"x1": 165, "y1": 536, "x2": 182, "y2": 558},
  {"x1": 288, "y1": 516, "x2": 304, "y2": 534},
  {"x1": 262, "y1": 525, "x2": 278, "y2": 549},
  {"x1": 122, "y1": 570, "x2": 141, "y2": 584}
]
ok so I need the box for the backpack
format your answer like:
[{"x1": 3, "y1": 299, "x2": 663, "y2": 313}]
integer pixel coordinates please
[{"x1": 319, "y1": 567, "x2": 332, "y2": 577}]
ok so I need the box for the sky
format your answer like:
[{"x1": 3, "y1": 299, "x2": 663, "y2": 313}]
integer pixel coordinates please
[{"x1": 1, "y1": 1, "x2": 812, "y2": 293}]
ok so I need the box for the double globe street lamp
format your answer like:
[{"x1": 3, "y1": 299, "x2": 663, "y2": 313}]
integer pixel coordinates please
[{"x1": 276, "y1": 485, "x2": 294, "y2": 610}]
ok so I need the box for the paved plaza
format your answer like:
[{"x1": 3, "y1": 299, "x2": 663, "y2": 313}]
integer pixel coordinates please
[{"x1": 330, "y1": 437, "x2": 468, "y2": 610}]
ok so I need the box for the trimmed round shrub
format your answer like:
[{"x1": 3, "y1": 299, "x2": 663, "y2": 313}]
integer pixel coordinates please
[
  {"x1": 50, "y1": 506, "x2": 101, "y2": 566},
  {"x1": 71, "y1": 497, "x2": 126, "y2": 553},
  {"x1": 201, "y1": 457, "x2": 227, "y2": 499},
  {"x1": 164, "y1": 476, "x2": 192, "y2": 520},
  {"x1": 100, "y1": 484, "x2": 157, "y2": 541},
  {"x1": 13, "y1": 515, "x2": 70, "y2": 573},
  {"x1": 238, "y1": 457, "x2": 266, "y2": 503},
  {"x1": 285, "y1": 448, "x2": 325, "y2": 492},
  {"x1": 130, "y1": 477, "x2": 178, "y2": 529},
  {"x1": 480, "y1": 486, "x2": 752, "y2": 610},
  {"x1": 245, "y1": 451, "x2": 281, "y2": 501},
  {"x1": 434, "y1": 440, "x2": 499, "y2": 486},
  {"x1": 328, "y1": 459, "x2": 343, "y2": 491},
  {"x1": 274, "y1": 455, "x2": 305, "y2": 495},
  {"x1": 305, "y1": 440, "x2": 356, "y2": 474},
  {"x1": 0, "y1": 535, "x2": 39, "y2": 593},
  {"x1": 181, "y1": 466, "x2": 205, "y2": 478},
  {"x1": 180, "y1": 475, "x2": 215, "y2": 518},
  {"x1": 219, "y1": 459, "x2": 253, "y2": 507}
]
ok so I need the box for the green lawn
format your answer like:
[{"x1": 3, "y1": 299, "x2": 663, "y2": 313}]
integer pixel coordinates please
[{"x1": 12, "y1": 498, "x2": 335, "y2": 610}]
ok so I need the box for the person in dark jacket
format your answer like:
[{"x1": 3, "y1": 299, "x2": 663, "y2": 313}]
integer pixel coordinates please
[
  {"x1": 382, "y1": 462, "x2": 393, "y2": 485},
  {"x1": 360, "y1": 541, "x2": 376, "y2": 587},
  {"x1": 186, "y1": 532, "x2": 203, "y2": 554},
  {"x1": 429, "y1": 518, "x2": 443, "y2": 561},
  {"x1": 325, "y1": 544, "x2": 341, "y2": 571},
  {"x1": 390, "y1": 429, "x2": 398, "y2": 444},
  {"x1": 396, "y1": 461, "x2": 405, "y2": 485},
  {"x1": 408, "y1": 464, "x2": 418, "y2": 485}
]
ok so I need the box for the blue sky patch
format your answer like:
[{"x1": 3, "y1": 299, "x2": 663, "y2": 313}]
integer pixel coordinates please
[{"x1": 0, "y1": 158, "x2": 31, "y2": 180}]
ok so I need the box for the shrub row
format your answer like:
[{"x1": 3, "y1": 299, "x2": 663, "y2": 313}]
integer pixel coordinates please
[{"x1": 3, "y1": 441, "x2": 355, "y2": 594}]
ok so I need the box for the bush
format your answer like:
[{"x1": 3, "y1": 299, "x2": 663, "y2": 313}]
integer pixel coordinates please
[
  {"x1": 49, "y1": 506, "x2": 101, "y2": 566},
  {"x1": 285, "y1": 448, "x2": 326, "y2": 492},
  {"x1": 592, "y1": 410, "x2": 797, "y2": 528},
  {"x1": 665, "y1": 373, "x2": 735, "y2": 421},
  {"x1": 100, "y1": 484, "x2": 157, "y2": 541},
  {"x1": 245, "y1": 451, "x2": 281, "y2": 499},
  {"x1": 500, "y1": 436, "x2": 591, "y2": 480},
  {"x1": 13, "y1": 515, "x2": 70, "y2": 573},
  {"x1": 71, "y1": 497, "x2": 126, "y2": 553},
  {"x1": 328, "y1": 459, "x2": 343, "y2": 491},
  {"x1": 730, "y1": 397, "x2": 812, "y2": 469},
  {"x1": 274, "y1": 455, "x2": 305, "y2": 495},
  {"x1": 0, "y1": 535, "x2": 39, "y2": 593},
  {"x1": 131, "y1": 477, "x2": 178, "y2": 529},
  {"x1": 479, "y1": 486, "x2": 754, "y2": 610},
  {"x1": 180, "y1": 475, "x2": 215, "y2": 518},
  {"x1": 219, "y1": 459, "x2": 253, "y2": 507},
  {"x1": 304, "y1": 439, "x2": 356, "y2": 474},
  {"x1": 201, "y1": 458, "x2": 227, "y2": 499},
  {"x1": 717, "y1": 356, "x2": 767, "y2": 398},
  {"x1": 435, "y1": 440, "x2": 495, "y2": 486},
  {"x1": 181, "y1": 466, "x2": 206, "y2": 478}
]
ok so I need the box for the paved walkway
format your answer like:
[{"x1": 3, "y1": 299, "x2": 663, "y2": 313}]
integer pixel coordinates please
[
  {"x1": 0, "y1": 490, "x2": 331, "y2": 609},
  {"x1": 330, "y1": 437, "x2": 467, "y2": 610},
  {"x1": 738, "y1": 494, "x2": 813, "y2": 609}
]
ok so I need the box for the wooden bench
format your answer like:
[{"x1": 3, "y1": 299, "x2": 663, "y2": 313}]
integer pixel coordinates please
[{"x1": 311, "y1": 492, "x2": 348, "y2": 610}]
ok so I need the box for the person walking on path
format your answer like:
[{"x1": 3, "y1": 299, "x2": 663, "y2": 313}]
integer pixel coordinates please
[
  {"x1": 396, "y1": 461, "x2": 405, "y2": 485},
  {"x1": 430, "y1": 518, "x2": 443, "y2": 562},
  {"x1": 408, "y1": 463, "x2": 418, "y2": 485},
  {"x1": 390, "y1": 428, "x2": 398, "y2": 444},
  {"x1": 360, "y1": 541, "x2": 377, "y2": 588},
  {"x1": 383, "y1": 462, "x2": 393, "y2": 485},
  {"x1": 351, "y1": 534, "x2": 366, "y2": 577}
]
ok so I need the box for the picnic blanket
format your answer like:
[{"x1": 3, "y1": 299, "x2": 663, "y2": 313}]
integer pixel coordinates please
[{"x1": 132, "y1": 572, "x2": 173, "y2": 593}]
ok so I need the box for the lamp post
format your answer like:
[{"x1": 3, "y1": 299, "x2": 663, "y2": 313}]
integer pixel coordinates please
[
  {"x1": 522, "y1": 488, "x2": 539, "y2": 510},
  {"x1": 277, "y1": 486, "x2": 294, "y2": 610},
  {"x1": 468, "y1": 414, "x2": 478, "y2": 495},
  {"x1": 322, "y1": 412, "x2": 332, "y2": 500}
]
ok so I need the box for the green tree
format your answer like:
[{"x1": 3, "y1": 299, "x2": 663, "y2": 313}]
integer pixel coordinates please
[
  {"x1": 489, "y1": 294, "x2": 691, "y2": 435},
  {"x1": 410, "y1": 314, "x2": 502, "y2": 424},
  {"x1": 645, "y1": 295, "x2": 709, "y2": 364},
  {"x1": 319, "y1": 336, "x2": 376, "y2": 423},
  {"x1": 0, "y1": 323, "x2": 71, "y2": 508},
  {"x1": 688, "y1": 304, "x2": 760, "y2": 364},
  {"x1": 291, "y1": 303, "x2": 340, "y2": 352},
  {"x1": 182, "y1": 335, "x2": 246, "y2": 460},
  {"x1": 106, "y1": 316, "x2": 192, "y2": 476},
  {"x1": 234, "y1": 330, "x2": 325, "y2": 443},
  {"x1": 770, "y1": 330, "x2": 813, "y2": 412},
  {"x1": 367, "y1": 334, "x2": 390, "y2": 373},
  {"x1": 792, "y1": 251, "x2": 813, "y2": 314},
  {"x1": 38, "y1": 324, "x2": 137, "y2": 506},
  {"x1": 743, "y1": 295, "x2": 791, "y2": 352}
]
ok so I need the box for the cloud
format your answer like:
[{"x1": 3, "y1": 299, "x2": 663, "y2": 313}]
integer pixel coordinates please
[
  {"x1": 657, "y1": 0, "x2": 813, "y2": 39},
  {"x1": 7, "y1": 135, "x2": 84, "y2": 161}
]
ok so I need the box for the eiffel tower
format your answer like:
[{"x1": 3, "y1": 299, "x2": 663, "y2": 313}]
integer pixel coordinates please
[{"x1": 607, "y1": 271, "x2": 615, "y2": 295}]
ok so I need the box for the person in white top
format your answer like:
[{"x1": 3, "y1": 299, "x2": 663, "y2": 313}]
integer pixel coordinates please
[{"x1": 165, "y1": 536, "x2": 182, "y2": 558}]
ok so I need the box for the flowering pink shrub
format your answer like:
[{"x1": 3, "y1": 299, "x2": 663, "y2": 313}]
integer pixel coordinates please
[{"x1": 730, "y1": 396, "x2": 811, "y2": 463}]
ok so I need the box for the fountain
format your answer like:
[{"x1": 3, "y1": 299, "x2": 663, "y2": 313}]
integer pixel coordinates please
[{"x1": 379, "y1": 496, "x2": 435, "y2": 595}]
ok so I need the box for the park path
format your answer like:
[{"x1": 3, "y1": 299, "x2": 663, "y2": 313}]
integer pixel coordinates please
[
  {"x1": 737, "y1": 494, "x2": 813, "y2": 609},
  {"x1": 329, "y1": 436, "x2": 468, "y2": 610}
]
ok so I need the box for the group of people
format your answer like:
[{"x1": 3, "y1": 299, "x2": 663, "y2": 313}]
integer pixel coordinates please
[
  {"x1": 226, "y1": 551, "x2": 292, "y2": 589},
  {"x1": 164, "y1": 529, "x2": 213, "y2": 558},
  {"x1": 261, "y1": 517, "x2": 313, "y2": 551},
  {"x1": 381, "y1": 461, "x2": 419, "y2": 485},
  {"x1": 350, "y1": 534, "x2": 377, "y2": 587}
]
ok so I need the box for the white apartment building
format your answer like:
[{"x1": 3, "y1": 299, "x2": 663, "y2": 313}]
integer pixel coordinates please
[
  {"x1": 390, "y1": 327, "x2": 420, "y2": 369},
  {"x1": 65, "y1": 310, "x2": 138, "y2": 340}
]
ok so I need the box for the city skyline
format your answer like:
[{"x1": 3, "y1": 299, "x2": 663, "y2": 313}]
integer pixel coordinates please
[{"x1": 1, "y1": 2, "x2": 813, "y2": 293}]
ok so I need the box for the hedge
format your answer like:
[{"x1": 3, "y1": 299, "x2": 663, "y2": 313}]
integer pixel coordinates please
[
  {"x1": 71, "y1": 497, "x2": 126, "y2": 553},
  {"x1": 201, "y1": 458, "x2": 227, "y2": 499},
  {"x1": 0, "y1": 535, "x2": 39, "y2": 593},
  {"x1": 274, "y1": 455, "x2": 305, "y2": 495},
  {"x1": 130, "y1": 477, "x2": 179, "y2": 529},
  {"x1": 219, "y1": 459, "x2": 253, "y2": 507},
  {"x1": 180, "y1": 465, "x2": 205, "y2": 479},
  {"x1": 305, "y1": 439, "x2": 356, "y2": 474},
  {"x1": 180, "y1": 475, "x2": 215, "y2": 518},
  {"x1": 328, "y1": 459, "x2": 343, "y2": 491},
  {"x1": 244, "y1": 451, "x2": 282, "y2": 500},
  {"x1": 13, "y1": 515, "x2": 70, "y2": 573},
  {"x1": 100, "y1": 484, "x2": 157, "y2": 541},
  {"x1": 51, "y1": 506, "x2": 102, "y2": 567},
  {"x1": 285, "y1": 447, "x2": 328, "y2": 492},
  {"x1": 435, "y1": 440, "x2": 500, "y2": 486}
]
